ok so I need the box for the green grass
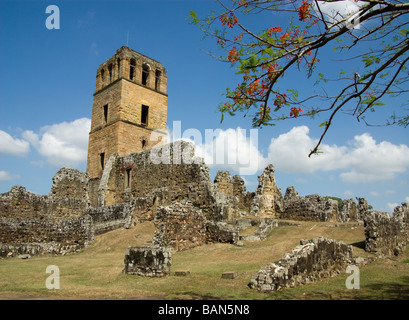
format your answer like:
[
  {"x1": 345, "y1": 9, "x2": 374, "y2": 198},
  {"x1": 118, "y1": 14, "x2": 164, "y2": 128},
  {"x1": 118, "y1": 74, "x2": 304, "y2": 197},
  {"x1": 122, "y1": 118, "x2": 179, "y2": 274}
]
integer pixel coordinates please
[{"x1": 0, "y1": 220, "x2": 408, "y2": 300}]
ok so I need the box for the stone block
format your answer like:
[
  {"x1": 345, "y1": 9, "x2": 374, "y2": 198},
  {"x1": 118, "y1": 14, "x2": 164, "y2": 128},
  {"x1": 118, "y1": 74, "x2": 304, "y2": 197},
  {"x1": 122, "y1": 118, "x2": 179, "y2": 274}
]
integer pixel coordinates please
[
  {"x1": 123, "y1": 246, "x2": 171, "y2": 277},
  {"x1": 222, "y1": 271, "x2": 239, "y2": 279}
]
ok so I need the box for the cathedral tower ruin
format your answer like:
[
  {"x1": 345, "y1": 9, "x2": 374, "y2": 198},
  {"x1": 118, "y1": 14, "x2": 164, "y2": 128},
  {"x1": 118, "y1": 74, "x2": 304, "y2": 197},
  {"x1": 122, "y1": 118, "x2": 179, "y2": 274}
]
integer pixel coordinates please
[{"x1": 86, "y1": 46, "x2": 168, "y2": 179}]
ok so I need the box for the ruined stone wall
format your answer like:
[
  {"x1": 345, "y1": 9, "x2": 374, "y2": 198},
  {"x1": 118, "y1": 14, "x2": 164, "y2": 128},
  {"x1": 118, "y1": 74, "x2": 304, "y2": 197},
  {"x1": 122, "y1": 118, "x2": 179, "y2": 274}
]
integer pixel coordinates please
[
  {"x1": 123, "y1": 246, "x2": 171, "y2": 277},
  {"x1": 340, "y1": 199, "x2": 358, "y2": 222},
  {"x1": 153, "y1": 201, "x2": 207, "y2": 251},
  {"x1": 85, "y1": 203, "x2": 132, "y2": 235},
  {"x1": 281, "y1": 187, "x2": 339, "y2": 222},
  {"x1": 249, "y1": 237, "x2": 353, "y2": 292},
  {"x1": 250, "y1": 165, "x2": 283, "y2": 217},
  {"x1": 96, "y1": 141, "x2": 237, "y2": 222},
  {"x1": 0, "y1": 169, "x2": 93, "y2": 257},
  {"x1": 0, "y1": 215, "x2": 94, "y2": 258},
  {"x1": 232, "y1": 175, "x2": 254, "y2": 210},
  {"x1": 0, "y1": 169, "x2": 89, "y2": 220},
  {"x1": 153, "y1": 201, "x2": 239, "y2": 252},
  {"x1": 363, "y1": 206, "x2": 408, "y2": 256},
  {"x1": 214, "y1": 171, "x2": 234, "y2": 196}
]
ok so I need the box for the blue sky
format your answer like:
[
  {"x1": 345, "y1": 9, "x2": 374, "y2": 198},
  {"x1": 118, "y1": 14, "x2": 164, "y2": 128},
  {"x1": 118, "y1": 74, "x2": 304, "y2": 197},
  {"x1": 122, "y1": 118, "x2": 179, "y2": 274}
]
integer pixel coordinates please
[{"x1": 0, "y1": 0, "x2": 408, "y2": 212}]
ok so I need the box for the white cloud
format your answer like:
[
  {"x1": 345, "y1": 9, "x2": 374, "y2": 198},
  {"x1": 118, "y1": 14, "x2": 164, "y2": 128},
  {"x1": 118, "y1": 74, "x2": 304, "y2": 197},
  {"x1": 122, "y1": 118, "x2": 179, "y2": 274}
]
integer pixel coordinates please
[
  {"x1": 0, "y1": 171, "x2": 20, "y2": 182},
  {"x1": 267, "y1": 126, "x2": 409, "y2": 183},
  {"x1": 168, "y1": 124, "x2": 267, "y2": 175},
  {"x1": 343, "y1": 190, "x2": 353, "y2": 197},
  {"x1": 405, "y1": 197, "x2": 409, "y2": 203},
  {"x1": 0, "y1": 171, "x2": 11, "y2": 181},
  {"x1": 340, "y1": 134, "x2": 409, "y2": 183},
  {"x1": 22, "y1": 118, "x2": 91, "y2": 168},
  {"x1": 267, "y1": 126, "x2": 346, "y2": 174},
  {"x1": 387, "y1": 202, "x2": 399, "y2": 212},
  {"x1": 0, "y1": 130, "x2": 30, "y2": 156},
  {"x1": 314, "y1": 0, "x2": 364, "y2": 28}
]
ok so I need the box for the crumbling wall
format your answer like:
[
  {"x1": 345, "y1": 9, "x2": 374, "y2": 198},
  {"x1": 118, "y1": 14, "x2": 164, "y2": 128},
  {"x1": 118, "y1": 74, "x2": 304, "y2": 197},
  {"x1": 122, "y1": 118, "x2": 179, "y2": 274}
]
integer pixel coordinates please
[
  {"x1": 357, "y1": 198, "x2": 368, "y2": 221},
  {"x1": 238, "y1": 218, "x2": 278, "y2": 242},
  {"x1": 232, "y1": 175, "x2": 254, "y2": 211},
  {"x1": 249, "y1": 237, "x2": 353, "y2": 292},
  {"x1": 123, "y1": 246, "x2": 171, "y2": 277},
  {"x1": 85, "y1": 203, "x2": 132, "y2": 235},
  {"x1": 340, "y1": 199, "x2": 358, "y2": 222},
  {"x1": 214, "y1": 171, "x2": 234, "y2": 196},
  {"x1": 0, "y1": 169, "x2": 93, "y2": 257},
  {"x1": 95, "y1": 141, "x2": 238, "y2": 222},
  {"x1": 281, "y1": 187, "x2": 339, "y2": 222},
  {"x1": 153, "y1": 201, "x2": 239, "y2": 251},
  {"x1": 363, "y1": 206, "x2": 408, "y2": 256},
  {"x1": 0, "y1": 215, "x2": 94, "y2": 258},
  {"x1": 250, "y1": 164, "x2": 283, "y2": 217},
  {"x1": 153, "y1": 201, "x2": 207, "y2": 251}
]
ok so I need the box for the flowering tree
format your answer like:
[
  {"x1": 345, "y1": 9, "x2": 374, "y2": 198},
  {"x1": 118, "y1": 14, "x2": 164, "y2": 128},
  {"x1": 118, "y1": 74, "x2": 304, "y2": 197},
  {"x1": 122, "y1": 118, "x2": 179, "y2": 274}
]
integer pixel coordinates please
[{"x1": 190, "y1": 0, "x2": 409, "y2": 156}]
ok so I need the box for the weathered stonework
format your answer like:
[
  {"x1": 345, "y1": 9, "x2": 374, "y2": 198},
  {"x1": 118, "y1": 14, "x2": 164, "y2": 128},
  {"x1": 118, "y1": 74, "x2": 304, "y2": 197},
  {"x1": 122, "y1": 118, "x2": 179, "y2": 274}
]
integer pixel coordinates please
[
  {"x1": 214, "y1": 171, "x2": 234, "y2": 196},
  {"x1": 153, "y1": 201, "x2": 207, "y2": 251},
  {"x1": 250, "y1": 164, "x2": 283, "y2": 217},
  {"x1": 123, "y1": 246, "x2": 171, "y2": 277},
  {"x1": 0, "y1": 169, "x2": 94, "y2": 258},
  {"x1": 340, "y1": 199, "x2": 358, "y2": 222},
  {"x1": 87, "y1": 46, "x2": 168, "y2": 179},
  {"x1": 237, "y1": 218, "x2": 278, "y2": 242},
  {"x1": 153, "y1": 201, "x2": 240, "y2": 251},
  {"x1": 281, "y1": 187, "x2": 339, "y2": 222},
  {"x1": 249, "y1": 237, "x2": 353, "y2": 292},
  {"x1": 357, "y1": 197, "x2": 369, "y2": 221},
  {"x1": 85, "y1": 203, "x2": 132, "y2": 235},
  {"x1": 363, "y1": 206, "x2": 408, "y2": 257}
]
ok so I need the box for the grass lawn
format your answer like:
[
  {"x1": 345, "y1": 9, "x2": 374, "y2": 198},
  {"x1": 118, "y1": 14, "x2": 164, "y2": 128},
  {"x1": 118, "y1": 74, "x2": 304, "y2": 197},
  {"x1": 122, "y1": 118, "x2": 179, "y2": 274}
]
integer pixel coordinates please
[{"x1": 0, "y1": 220, "x2": 408, "y2": 300}]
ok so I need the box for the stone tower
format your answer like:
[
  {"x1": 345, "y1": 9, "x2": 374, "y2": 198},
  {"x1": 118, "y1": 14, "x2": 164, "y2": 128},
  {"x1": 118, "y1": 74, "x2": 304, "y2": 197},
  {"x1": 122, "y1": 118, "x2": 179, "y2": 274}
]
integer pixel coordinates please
[{"x1": 87, "y1": 46, "x2": 168, "y2": 179}]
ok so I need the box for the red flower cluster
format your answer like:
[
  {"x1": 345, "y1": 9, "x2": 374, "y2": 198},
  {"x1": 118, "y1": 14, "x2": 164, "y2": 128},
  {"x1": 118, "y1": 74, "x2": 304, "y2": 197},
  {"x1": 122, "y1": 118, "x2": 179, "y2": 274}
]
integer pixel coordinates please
[
  {"x1": 273, "y1": 93, "x2": 287, "y2": 109},
  {"x1": 219, "y1": 12, "x2": 238, "y2": 28},
  {"x1": 290, "y1": 107, "x2": 304, "y2": 118},
  {"x1": 228, "y1": 46, "x2": 239, "y2": 62},
  {"x1": 297, "y1": 0, "x2": 311, "y2": 22},
  {"x1": 268, "y1": 26, "x2": 282, "y2": 35}
]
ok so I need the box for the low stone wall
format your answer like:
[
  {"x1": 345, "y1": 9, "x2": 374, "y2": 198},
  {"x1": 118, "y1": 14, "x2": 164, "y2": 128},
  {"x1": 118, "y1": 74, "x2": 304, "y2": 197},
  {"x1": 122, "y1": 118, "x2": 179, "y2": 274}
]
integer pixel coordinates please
[
  {"x1": 249, "y1": 237, "x2": 353, "y2": 292},
  {"x1": 86, "y1": 203, "x2": 132, "y2": 235},
  {"x1": 153, "y1": 201, "x2": 239, "y2": 251},
  {"x1": 363, "y1": 207, "x2": 408, "y2": 256},
  {"x1": 0, "y1": 169, "x2": 93, "y2": 258},
  {"x1": 282, "y1": 187, "x2": 339, "y2": 222},
  {"x1": 123, "y1": 246, "x2": 171, "y2": 277},
  {"x1": 238, "y1": 218, "x2": 278, "y2": 242},
  {"x1": 0, "y1": 215, "x2": 94, "y2": 258}
]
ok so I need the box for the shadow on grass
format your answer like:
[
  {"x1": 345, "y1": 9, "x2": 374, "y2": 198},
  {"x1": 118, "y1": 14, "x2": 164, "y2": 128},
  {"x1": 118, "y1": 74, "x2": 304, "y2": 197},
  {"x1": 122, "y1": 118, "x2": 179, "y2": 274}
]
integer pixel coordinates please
[
  {"x1": 358, "y1": 276, "x2": 409, "y2": 300},
  {"x1": 173, "y1": 291, "x2": 224, "y2": 300}
]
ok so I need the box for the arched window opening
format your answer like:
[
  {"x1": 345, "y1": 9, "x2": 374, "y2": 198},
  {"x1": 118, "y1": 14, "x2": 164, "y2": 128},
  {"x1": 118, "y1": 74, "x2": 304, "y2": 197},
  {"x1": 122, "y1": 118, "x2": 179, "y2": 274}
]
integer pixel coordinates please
[
  {"x1": 130, "y1": 58, "x2": 136, "y2": 80},
  {"x1": 108, "y1": 64, "x2": 113, "y2": 82},
  {"x1": 142, "y1": 63, "x2": 150, "y2": 86},
  {"x1": 155, "y1": 70, "x2": 161, "y2": 91}
]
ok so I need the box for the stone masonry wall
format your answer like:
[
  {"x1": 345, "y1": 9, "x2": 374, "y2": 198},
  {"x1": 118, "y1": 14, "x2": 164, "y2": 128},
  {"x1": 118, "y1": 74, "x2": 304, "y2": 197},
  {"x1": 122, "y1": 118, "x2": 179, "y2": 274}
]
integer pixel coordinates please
[
  {"x1": 85, "y1": 203, "x2": 132, "y2": 235},
  {"x1": 250, "y1": 164, "x2": 283, "y2": 217},
  {"x1": 0, "y1": 169, "x2": 93, "y2": 257},
  {"x1": 249, "y1": 237, "x2": 353, "y2": 292},
  {"x1": 96, "y1": 141, "x2": 238, "y2": 222},
  {"x1": 153, "y1": 201, "x2": 207, "y2": 251},
  {"x1": 363, "y1": 206, "x2": 408, "y2": 256},
  {"x1": 153, "y1": 201, "x2": 239, "y2": 251},
  {"x1": 281, "y1": 186, "x2": 339, "y2": 222}
]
